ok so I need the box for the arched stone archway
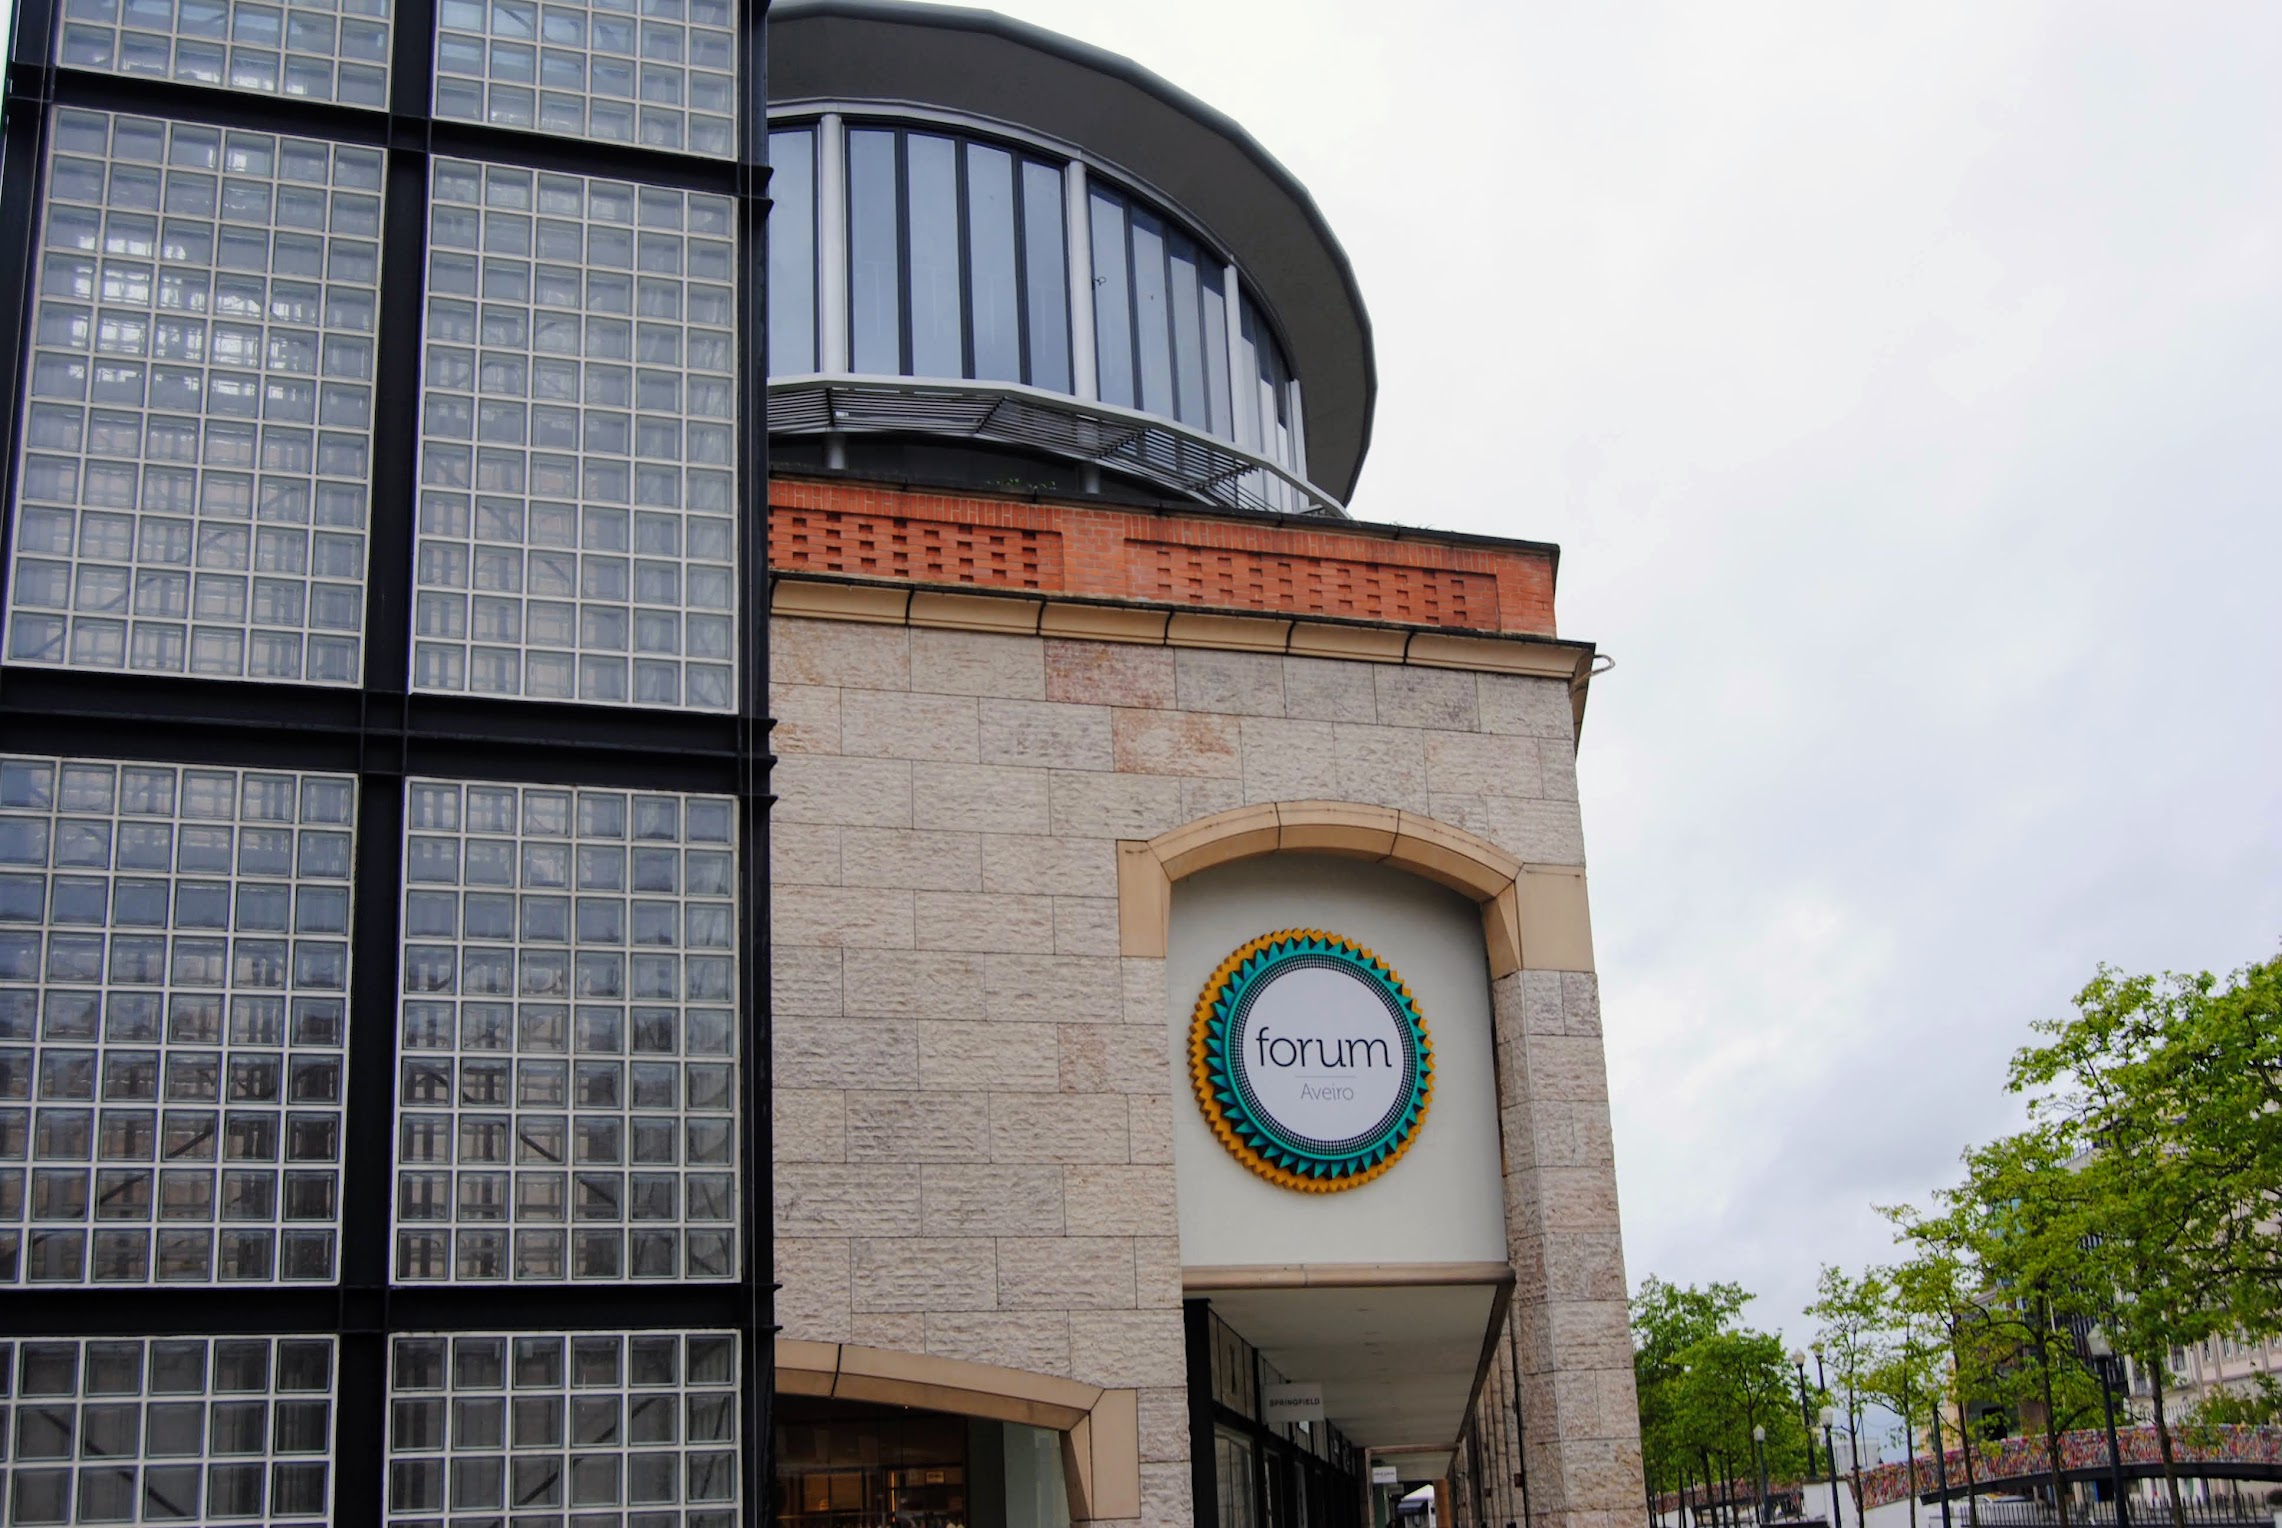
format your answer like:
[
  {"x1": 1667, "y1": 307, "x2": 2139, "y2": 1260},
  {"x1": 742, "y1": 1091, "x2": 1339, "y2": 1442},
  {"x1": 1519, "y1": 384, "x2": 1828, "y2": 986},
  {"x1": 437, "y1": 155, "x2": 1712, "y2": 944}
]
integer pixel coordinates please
[
  {"x1": 776, "y1": 1341, "x2": 1141, "y2": 1523},
  {"x1": 1114, "y1": 800, "x2": 1595, "y2": 977},
  {"x1": 1127, "y1": 799, "x2": 1631, "y2": 1528}
]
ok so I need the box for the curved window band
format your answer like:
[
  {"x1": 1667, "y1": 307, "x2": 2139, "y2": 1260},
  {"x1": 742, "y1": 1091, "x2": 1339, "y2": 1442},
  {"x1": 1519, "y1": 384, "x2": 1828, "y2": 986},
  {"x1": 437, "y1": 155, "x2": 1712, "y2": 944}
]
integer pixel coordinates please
[{"x1": 766, "y1": 115, "x2": 1303, "y2": 489}]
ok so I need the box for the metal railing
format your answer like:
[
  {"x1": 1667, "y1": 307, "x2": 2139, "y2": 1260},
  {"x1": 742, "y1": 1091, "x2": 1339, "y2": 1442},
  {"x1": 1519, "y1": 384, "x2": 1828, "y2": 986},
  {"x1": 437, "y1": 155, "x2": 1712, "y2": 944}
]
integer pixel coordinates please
[
  {"x1": 769, "y1": 375, "x2": 1347, "y2": 518},
  {"x1": 1939, "y1": 1498, "x2": 2280, "y2": 1528}
]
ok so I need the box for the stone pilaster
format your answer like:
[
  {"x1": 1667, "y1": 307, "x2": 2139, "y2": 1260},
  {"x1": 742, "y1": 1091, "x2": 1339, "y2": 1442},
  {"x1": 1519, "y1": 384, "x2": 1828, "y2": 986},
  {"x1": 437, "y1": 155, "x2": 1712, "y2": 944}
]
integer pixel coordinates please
[{"x1": 1492, "y1": 967, "x2": 1645, "y2": 1528}]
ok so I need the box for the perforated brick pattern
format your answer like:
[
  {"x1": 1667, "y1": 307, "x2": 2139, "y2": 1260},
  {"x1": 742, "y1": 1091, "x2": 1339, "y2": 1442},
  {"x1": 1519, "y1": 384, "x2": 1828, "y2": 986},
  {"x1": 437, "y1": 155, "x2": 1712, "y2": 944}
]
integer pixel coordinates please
[
  {"x1": 768, "y1": 507, "x2": 1062, "y2": 590},
  {"x1": 1130, "y1": 539, "x2": 1499, "y2": 627},
  {"x1": 766, "y1": 478, "x2": 1559, "y2": 637}
]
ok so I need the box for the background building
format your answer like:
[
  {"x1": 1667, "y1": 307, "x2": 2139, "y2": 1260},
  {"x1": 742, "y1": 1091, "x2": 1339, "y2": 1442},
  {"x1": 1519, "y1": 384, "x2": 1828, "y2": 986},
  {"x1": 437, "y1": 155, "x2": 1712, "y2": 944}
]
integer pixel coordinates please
[
  {"x1": 762, "y1": 12, "x2": 1642, "y2": 1528},
  {"x1": 0, "y1": 0, "x2": 775, "y2": 1517}
]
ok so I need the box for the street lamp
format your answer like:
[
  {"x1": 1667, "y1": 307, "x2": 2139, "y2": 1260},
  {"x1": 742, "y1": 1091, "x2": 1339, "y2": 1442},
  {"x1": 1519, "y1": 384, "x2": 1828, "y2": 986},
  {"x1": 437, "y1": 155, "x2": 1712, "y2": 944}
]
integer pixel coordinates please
[
  {"x1": 2082, "y1": 1326, "x2": 2132, "y2": 1528},
  {"x1": 1819, "y1": 1407, "x2": 1845, "y2": 1528},
  {"x1": 1791, "y1": 1352, "x2": 1815, "y2": 1486},
  {"x1": 1753, "y1": 1425, "x2": 1771, "y2": 1527}
]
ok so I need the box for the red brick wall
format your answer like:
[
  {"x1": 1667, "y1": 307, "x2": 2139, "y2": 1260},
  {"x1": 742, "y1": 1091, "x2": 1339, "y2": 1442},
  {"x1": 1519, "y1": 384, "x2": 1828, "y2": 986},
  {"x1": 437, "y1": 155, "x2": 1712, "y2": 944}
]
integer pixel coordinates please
[{"x1": 767, "y1": 477, "x2": 1559, "y2": 637}]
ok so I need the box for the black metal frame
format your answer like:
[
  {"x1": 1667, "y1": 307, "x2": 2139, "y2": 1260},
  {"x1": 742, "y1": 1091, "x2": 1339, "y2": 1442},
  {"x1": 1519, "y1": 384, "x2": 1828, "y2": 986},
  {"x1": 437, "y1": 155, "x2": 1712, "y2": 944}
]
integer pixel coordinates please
[
  {"x1": 1186, "y1": 1299, "x2": 1367, "y2": 1528},
  {"x1": 1086, "y1": 180, "x2": 1228, "y2": 436},
  {"x1": 763, "y1": 122, "x2": 820, "y2": 377},
  {"x1": 834, "y1": 118, "x2": 1071, "y2": 392},
  {"x1": 0, "y1": 0, "x2": 776, "y2": 1521}
]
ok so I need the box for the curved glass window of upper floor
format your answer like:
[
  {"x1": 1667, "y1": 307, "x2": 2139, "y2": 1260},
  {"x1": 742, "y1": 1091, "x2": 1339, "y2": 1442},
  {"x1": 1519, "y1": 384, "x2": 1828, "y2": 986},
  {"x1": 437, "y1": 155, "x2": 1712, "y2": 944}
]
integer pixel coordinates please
[{"x1": 768, "y1": 113, "x2": 1319, "y2": 510}]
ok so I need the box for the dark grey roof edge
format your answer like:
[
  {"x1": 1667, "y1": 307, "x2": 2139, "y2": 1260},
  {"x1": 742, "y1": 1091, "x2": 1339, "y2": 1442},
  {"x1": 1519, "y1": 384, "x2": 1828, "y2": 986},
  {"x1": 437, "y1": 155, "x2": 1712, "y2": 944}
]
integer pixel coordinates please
[{"x1": 767, "y1": 0, "x2": 1379, "y2": 502}]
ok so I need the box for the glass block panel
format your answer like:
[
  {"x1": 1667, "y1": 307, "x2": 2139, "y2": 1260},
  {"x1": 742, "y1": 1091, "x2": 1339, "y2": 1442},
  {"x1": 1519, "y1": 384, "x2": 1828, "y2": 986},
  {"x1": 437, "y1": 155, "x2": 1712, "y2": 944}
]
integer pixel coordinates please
[
  {"x1": 4, "y1": 109, "x2": 382, "y2": 687},
  {"x1": 390, "y1": 780, "x2": 737, "y2": 1284},
  {"x1": 432, "y1": 0, "x2": 735, "y2": 159},
  {"x1": 55, "y1": 0, "x2": 392, "y2": 109},
  {"x1": 385, "y1": 1330, "x2": 737, "y2": 1525},
  {"x1": 411, "y1": 160, "x2": 737, "y2": 713},
  {"x1": 0, "y1": 1335, "x2": 336, "y2": 1527},
  {"x1": 0, "y1": 755, "x2": 356, "y2": 1287}
]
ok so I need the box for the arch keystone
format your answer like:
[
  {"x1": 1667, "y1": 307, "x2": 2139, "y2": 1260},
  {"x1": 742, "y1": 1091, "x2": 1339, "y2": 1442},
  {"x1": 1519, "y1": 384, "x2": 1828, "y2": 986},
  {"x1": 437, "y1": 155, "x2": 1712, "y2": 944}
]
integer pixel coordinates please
[{"x1": 1277, "y1": 800, "x2": 1399, "y2": 858}]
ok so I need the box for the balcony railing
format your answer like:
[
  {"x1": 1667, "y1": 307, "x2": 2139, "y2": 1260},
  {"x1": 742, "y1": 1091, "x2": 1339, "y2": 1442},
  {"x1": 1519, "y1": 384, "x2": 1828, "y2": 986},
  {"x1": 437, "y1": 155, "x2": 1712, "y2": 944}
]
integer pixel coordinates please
[{"x1": 768, "y1": 376, "x2": 1347, "y2": 518}]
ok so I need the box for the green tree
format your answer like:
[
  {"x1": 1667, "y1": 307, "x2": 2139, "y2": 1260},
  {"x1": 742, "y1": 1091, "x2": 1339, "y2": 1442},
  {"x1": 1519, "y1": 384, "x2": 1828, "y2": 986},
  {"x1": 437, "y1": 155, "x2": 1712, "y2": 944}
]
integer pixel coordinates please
[
  {"x1": 1885, "y1": 1242, "x2": 2015, "y2": 1528},
  {"x1": 1631, "y1": 1280, "x2": 1811, "y2": 1528},
  {"x1": 1633, "y1": 1279, "x2": 1750, "y2": 1525},
  {"x1": 1857, "y1": 1288, "x2": 1944, "y2": 1528},
  {"x1": 2012, "y1": 957, "x2": 2282, "y2": 1326},
  {"x1": 1808, "y1": 1265, "x2": 1888, "y2": 1520},
  {"x1": 2185, "y1": 1374, "x2": 2282, "y2": 1428},
  {"x1": 1895, "y1": 1130, "x2": 2108, "y2": 1528},
  {"x1": 2008, "y1": 956, "x2": 2282, "y2": 1527}
]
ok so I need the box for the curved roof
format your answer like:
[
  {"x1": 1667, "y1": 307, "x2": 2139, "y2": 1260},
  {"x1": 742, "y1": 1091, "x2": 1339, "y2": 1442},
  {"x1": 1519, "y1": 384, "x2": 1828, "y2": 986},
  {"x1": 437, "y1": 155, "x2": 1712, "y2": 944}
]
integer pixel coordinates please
[{"x1": 767, "y1": 0, "x2": 1377, "y2": 502}]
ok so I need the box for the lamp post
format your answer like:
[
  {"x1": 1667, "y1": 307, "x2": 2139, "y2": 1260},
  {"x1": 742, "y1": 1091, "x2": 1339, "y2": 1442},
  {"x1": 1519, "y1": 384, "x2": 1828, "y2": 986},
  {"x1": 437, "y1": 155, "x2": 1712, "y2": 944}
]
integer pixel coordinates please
[
  {"x1": 1753, "y1": 1425, "x2": 1771, "y2": 1526},
  {"x1": 1814, "y1": 1346, "x2": 1855, "y2": 1528},
  {"x1": 2083, "y1": 1326, "x2": 2132, "y2": 1528},
  {"x1": 1791, "y1": 1351, "x2": 1816, "y2": 1487},
  {"x1": 1820, "y1": 1407, "x2": 1846, "y2": 1528}
]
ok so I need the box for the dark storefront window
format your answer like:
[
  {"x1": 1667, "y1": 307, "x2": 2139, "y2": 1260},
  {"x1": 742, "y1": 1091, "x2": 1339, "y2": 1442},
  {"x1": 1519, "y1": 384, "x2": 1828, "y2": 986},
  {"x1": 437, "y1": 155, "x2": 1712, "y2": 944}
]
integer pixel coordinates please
[
  {"x1": 780, "y1": 1400, "x2": 967, "y2": 1528},
  {"x1": 1216, "y1": 1427, "x2": 1259, "y2": 1528},
  {"x1": 1192, "y1": 1303, "x2": 1364, "y2": 1528},
  {"x1": 778, "y1": 1394, "x2": 1070, "y2": 1528}
]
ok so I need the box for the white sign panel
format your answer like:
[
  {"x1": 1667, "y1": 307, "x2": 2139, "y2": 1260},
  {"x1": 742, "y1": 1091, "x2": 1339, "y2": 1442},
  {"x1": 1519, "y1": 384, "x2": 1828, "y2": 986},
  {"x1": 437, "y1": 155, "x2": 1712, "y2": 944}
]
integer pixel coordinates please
[
  {"x1": 1263, "y1": 1382, "x2": 1324, "y2": 1424},
  {"x1": 1190, "y1": 930, "x2": 1433, "y2": 1192},
  {"x1": 1371, "y1": 1466, "x2": 1400, "y2": 1486},
  {"x1": 1244, "y1": 965, "x2": 1411, "y2": 1143}
]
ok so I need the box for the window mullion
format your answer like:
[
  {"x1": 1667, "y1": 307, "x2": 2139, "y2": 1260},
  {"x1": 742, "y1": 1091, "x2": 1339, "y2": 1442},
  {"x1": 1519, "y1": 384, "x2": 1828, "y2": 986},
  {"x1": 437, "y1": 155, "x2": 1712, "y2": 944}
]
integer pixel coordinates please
[
  {"x1": 1010, "y1": 155, "x2": 1032, "y2": 389},
  {"x1": 816, "y1": 112, "x2": 848, "y2": 373},
  {"x1": 1063, "y1": 159, "x2": 1095, "y2": 402}
]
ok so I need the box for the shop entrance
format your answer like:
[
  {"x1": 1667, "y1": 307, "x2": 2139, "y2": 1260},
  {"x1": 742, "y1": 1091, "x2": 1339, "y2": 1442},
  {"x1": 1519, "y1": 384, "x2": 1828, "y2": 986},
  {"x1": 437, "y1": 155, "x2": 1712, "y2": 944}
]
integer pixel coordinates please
[{"x1": 776, "y1": 1393, "x2": 1071, "y2": 1528}]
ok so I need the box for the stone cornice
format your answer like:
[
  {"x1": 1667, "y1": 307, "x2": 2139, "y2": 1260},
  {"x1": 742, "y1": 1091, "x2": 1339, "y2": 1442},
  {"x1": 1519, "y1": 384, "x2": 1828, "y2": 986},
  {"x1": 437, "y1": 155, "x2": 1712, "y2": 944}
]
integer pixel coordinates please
[{"x1": 769, "y1": 571, "x2": 1597, "y2": 685}]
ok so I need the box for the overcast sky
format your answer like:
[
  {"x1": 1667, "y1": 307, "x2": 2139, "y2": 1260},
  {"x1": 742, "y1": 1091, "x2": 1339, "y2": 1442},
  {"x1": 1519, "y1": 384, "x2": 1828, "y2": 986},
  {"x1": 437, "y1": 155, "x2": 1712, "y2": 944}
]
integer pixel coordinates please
[{"x1": 980, "y1": 0, "x2": 2282, "y2": 1346}]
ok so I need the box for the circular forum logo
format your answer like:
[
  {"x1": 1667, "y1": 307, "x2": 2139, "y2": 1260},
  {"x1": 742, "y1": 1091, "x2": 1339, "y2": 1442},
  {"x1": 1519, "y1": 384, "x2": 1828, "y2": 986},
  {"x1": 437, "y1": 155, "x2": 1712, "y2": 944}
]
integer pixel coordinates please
[{"x1": 1189, "y1": 929, "x2": 1433, "y2": 1193}]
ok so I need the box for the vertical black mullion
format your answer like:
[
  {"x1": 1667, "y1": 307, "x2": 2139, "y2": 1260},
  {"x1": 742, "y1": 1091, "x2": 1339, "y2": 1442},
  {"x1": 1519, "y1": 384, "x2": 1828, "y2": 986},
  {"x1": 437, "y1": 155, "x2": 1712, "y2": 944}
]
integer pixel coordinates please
[
  {"x1": 368, "y1": 0, "x2": 437, "y2": 699},
  {"x1": 1009, "y1": 154, "x2": 1031, "y2": 388},
  {"x1": 736, "y1": 6, "x2": 773, "y2": 1528},
  {"x1": 0, "y1": 0, "x2": 59, "y2": 685},
  {"x1": 388, "y1": 0, "x2": 436, "y2": 120},
  {"x1": 366, "y1": 139, "x2": 429, "y2": 698},
  {"x1": 1187, "y1": 1300, "x2": 1221, "y2": 1528},
  {"x1": 894, "y1": 129, "x2": 911, "y2": 376},
  {"x1": 1168, "y1": 224, "x2": 1186, "y2": 424},
  {"x1": 954, "y1": 139, "x2": 972, "y2": 380},
  {"x1": 343, "y1": 3, "x2": 437, "y2": 1518},
  {"x1": 9, "y1": 0, "x2": 56, "y2": 71},
  {"x1": 1123, "y1": 201, "x2": 1144, "y2": 409},
  {"x1": 1508, "y1": 1312, "x2": 1531, "y2": 1528},
  {"x1": 0, "y1": 115, "x2": 46, "y2": 647},
  {"x1": 335, "y1": 768, "x2": 405, "y2": 1528}
]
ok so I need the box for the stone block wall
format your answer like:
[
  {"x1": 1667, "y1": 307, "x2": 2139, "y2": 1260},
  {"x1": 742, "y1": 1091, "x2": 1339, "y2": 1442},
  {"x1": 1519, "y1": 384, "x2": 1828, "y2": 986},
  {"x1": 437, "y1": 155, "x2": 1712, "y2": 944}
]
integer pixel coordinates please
[{"x1": 770, "y1": 611, "x2": 1627, "y2": 1528}]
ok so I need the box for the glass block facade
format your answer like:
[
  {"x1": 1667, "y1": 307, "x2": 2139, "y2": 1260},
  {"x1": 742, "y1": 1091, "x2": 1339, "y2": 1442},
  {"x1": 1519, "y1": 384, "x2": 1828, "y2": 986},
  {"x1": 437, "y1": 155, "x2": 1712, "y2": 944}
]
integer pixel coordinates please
[
  {"x1": 6, "y1": 109, "x2": 382, "y2": 686},
  {"x1": 392, "y1": 778, "x2": 737, "y2": 1283},
  {"x1": 432, "y1": 0, "x2": 737, "y2": 159},
  {"x1": 0, "y1": 0, "x2": 765, "y2": 1501},
  {"x1": 56, "y1": 0, "x2": 392, "y2": 108},
  {"x1": 411, "y1": 160, "x2": 738, "y2": 711},
  {"x1": 0, "y1": 1335, "x2": 337, "y2": 1525},
  {"x1": 0, "y1": 755, "x2": 355, "y2": 1287},
  {"x1": 384, "y1": 1330, "x2": 738, "y2": 1525}
]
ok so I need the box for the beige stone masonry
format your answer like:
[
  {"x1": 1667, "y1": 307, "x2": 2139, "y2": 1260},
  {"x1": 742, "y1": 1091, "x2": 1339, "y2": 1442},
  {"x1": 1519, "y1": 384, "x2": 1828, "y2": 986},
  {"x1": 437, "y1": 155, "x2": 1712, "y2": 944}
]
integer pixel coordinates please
[{"x1": 768, "y1": 607, "x2": 1634, "y2": 1528}]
